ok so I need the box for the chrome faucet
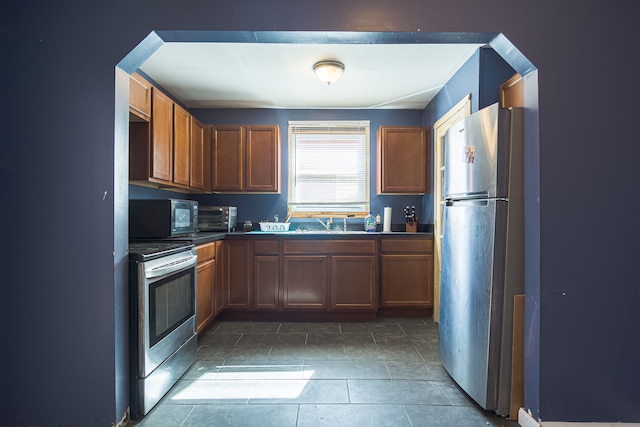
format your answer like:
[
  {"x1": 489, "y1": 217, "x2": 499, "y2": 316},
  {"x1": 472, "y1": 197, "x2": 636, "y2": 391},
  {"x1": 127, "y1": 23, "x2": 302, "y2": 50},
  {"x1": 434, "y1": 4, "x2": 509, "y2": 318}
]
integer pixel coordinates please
[{"x1": 316, "y1": 217, "x2": 332, "y2": 230}]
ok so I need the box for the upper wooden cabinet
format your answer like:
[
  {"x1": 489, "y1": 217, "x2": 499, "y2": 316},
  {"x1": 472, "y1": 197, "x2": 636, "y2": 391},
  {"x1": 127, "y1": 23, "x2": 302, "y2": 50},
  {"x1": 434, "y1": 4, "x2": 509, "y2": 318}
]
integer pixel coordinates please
[
  {"x1": 377, "y1": 126, "x2": 430, "y2": 194},
  {"x1": 189, "y1": 118, "x2": 208, "y2": 191},
  {"x1": 211, "y1": 125, "x2": 243, "y2": 191},
  {"x1": 129, "y1": 72, "x2": 151, "y2": 121},
  {"x1": 129, "y1": 77, "x2": 210, "y2": 193},
  {"x1": 212, "y1": 124, "x2": 281, "y2": 193},
  {"x1": 245, "y1": 125, "x2": 281, "y2": 192},
  {"x1": 149, "y1": 88, "x2": 174, "y2": 183},
  {"x1": 173, "y1": 103, "x2": 191, "y2": 187}
]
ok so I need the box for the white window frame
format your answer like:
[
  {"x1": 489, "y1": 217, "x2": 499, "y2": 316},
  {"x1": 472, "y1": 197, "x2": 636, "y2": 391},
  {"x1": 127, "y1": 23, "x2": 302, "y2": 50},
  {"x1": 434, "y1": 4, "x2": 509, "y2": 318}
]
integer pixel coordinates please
[{"x1": 287, "y1": 120, "x2": 370, "y2": 218}]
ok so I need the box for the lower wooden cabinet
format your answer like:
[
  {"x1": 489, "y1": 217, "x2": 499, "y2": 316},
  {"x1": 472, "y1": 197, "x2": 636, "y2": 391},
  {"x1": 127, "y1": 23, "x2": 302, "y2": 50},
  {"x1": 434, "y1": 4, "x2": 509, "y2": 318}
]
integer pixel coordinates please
[
  {"x1": 196, "y1": 241, "x2": 216, "y2": 333},
  {"x1": 282, "y1": 240, "x2": 376, "y2": 311},
  {"x1": 226, "y1": 239, "x2": 251, "y2": 309},
  {"x1": 331, "y1": 255, "x2": 377, "y2": 309},
  {"x1": 283, "y1": 255, "x2": 328, "y2": 309},
  {"x1": 253, "y1": 239, "x2": 280, "y2": 309},
  {"x1": 214, "y1": 240, "x2": 226, "y2": 315},
  {"x1": 218, "y1": 236, "x2": 432, "y2": 315},
  {"x1": 254, "y1": 256, "x2": 279, "y2": 309},
  {"x1": 380, "y1": 238, "x2": 434, "y2": 307}
]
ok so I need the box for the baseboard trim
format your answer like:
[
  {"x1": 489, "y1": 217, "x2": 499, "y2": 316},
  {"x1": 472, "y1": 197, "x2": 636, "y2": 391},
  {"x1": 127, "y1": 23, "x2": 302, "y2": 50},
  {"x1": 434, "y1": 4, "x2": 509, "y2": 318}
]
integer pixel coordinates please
[
  {"x1": 115, "y1": 407, "x2": 129, "y2": 427},
  {"x1": 519, "y1": 409, "x2": 540, "y2": 427},
  {"x1": 518, "y1": 408, "x2": 640, "y2": 427}
]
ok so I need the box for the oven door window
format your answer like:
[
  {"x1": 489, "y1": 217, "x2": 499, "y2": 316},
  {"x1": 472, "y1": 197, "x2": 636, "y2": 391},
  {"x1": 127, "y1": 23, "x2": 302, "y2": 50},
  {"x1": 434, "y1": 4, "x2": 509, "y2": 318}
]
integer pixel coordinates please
[{"x1": 148, "y1": 268, "x2": 194, "y2": 347}]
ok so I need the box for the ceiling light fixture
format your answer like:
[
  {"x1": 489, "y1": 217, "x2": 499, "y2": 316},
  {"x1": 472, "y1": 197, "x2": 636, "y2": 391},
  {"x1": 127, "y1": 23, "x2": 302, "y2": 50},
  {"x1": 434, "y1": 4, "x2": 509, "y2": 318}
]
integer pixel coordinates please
[{"x1": 313, "y1": 60, "x2": 345, "y2": 85}]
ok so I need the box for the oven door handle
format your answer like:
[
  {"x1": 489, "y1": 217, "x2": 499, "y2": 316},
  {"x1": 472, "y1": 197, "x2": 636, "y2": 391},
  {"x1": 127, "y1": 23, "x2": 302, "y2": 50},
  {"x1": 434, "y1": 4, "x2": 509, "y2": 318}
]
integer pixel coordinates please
[{"x1": 145, "y1": 254, "x2": 198, "y2": 280}]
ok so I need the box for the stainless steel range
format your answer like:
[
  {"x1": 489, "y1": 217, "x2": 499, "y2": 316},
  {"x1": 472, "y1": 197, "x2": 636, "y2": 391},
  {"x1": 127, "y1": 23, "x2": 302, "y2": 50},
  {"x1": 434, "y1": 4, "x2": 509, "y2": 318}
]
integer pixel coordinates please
[{"x1": 128, "y1": 241, "x2": 198, "y2": 419}]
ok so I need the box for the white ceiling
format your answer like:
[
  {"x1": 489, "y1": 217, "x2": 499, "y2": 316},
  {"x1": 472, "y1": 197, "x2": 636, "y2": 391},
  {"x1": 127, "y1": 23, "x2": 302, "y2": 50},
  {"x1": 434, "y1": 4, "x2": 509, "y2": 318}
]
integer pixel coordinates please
[{"x1": 139, "y1": 42, "x2": 484, "y2": 110}]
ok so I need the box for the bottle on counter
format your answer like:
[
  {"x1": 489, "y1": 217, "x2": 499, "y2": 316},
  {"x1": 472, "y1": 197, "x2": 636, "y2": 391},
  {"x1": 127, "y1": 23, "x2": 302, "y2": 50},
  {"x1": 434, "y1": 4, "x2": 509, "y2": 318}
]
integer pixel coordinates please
[{"x1": 364, "y1": 212, "x2": 376, "y2": 232}]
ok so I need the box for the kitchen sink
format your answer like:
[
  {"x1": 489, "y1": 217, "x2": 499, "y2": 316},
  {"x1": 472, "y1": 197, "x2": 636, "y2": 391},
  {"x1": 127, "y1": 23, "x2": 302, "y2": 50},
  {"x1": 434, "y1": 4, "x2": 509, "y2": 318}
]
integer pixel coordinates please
[
  {"x1": 246, "y1": 230, "x2": 371, "y2": 235},
  {"x1": 316, "y1": 230, "x2": 369, "y2": 234}
]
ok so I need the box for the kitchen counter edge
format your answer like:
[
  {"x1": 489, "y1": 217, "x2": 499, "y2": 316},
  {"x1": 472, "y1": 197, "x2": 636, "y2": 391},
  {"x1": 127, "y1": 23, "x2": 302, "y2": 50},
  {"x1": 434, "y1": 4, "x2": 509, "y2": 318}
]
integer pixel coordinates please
[{"x1": 189, "y1": 231, "x2": 433, "y2": 243}]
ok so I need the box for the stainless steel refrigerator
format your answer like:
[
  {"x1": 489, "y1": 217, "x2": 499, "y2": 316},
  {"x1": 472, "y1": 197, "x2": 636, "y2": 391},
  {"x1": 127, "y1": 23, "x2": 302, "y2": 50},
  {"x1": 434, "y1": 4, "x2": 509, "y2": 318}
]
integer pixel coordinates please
[{"x1": 438, "y1": 102, "x2": 524, "y2": 416}]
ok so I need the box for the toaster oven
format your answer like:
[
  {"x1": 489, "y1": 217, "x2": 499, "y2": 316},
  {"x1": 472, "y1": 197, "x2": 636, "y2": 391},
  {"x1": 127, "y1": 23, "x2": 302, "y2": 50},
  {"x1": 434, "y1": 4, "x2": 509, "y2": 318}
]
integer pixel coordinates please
[{"x1": 198, "y1": 206, "x2": 237, "y2": 232}]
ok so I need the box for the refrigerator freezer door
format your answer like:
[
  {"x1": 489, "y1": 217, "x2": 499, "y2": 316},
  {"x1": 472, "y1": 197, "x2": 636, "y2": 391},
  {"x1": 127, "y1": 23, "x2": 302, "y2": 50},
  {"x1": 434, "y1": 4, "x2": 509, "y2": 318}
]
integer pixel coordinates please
[
  {"x1": 439, "y1": 198, "x2": 508, "y2": 412},
  {"x1": 443, "y1": 103, "x2": 511, "y2": 199}
]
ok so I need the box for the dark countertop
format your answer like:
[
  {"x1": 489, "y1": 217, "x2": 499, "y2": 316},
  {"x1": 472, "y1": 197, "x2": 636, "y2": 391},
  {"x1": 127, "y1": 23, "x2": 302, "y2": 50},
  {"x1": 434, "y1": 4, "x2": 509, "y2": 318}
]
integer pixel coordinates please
[
  {"x1": 166, "y1": 232, "x2": 228, "y2": 245},
  {"x1": 172, "y1": 229, "x2": 433, "y2": 245},
  {"x1": 221, "y1": 230, "x2": 433, "y2": 240}
]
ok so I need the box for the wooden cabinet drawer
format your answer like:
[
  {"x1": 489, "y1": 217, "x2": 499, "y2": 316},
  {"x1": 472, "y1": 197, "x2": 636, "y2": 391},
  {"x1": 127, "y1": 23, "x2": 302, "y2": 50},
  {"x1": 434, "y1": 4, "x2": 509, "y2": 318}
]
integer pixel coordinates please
[
  {"x1": 380, "y1": 238, "x2": 433, "y2": 254},
  {"x1": 284, "y1": 239, "x2": 376, "y2": 255},
  {"x1": 196, "y1": 241, "x2": 216, "y2": 262},
  {"x1": 254, "y1": 239, "x2": 279, "y2": 255}
]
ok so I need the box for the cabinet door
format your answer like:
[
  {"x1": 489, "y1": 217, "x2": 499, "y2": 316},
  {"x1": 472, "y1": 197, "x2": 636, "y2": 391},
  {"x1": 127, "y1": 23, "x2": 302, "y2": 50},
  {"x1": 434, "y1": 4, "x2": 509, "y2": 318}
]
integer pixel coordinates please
[
  {"x1": 283, "y1": 255, "x2": 328, "y2": 309},
  {"x1": 173, "y1": 103, "x2": 191, "y2": 187},
  {"x1": 380, "y1": 254, "x2": 433, "y2": 307},
  {"x1": 331, "y1": 256, "x2": 376, "y2": 309},
  {"x1": 212, "y1": 125, "x2": 244, "y2": 191},
  {"x1": 150, "y1": 89, "x2": 174, "y2": 182},
  {"x1": 245, "y1": 125, "x2": 281, "y2": 192},
  {"x1": 196, "y1": 258, "x2": 215, "y2": 333},
  {"x1": 214, "y1": 240, "x2": 226, "y2": 315},
  {"x1": 254, "y1": 256, "x2": 280, "y2": 309},
  {"x1": 129, "y1": 72, "x2": 151, "y2": 121},
  {"x1": 226, "y1": 239, "x2": 250, "y2": 309},
  {"x1": 190, "y1": 118, "x2": 206, "y2": 191},
  {"x1": 377, "y1": 126, "x2": 429, "y2": 194}
]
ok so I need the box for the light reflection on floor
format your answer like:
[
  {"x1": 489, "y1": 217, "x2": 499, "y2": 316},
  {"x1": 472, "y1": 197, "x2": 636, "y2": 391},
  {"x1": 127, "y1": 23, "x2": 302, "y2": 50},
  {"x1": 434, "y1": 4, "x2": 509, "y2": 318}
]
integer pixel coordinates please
[{"x1": 171, "y1": 365, "x2": 315, "y2": 400}]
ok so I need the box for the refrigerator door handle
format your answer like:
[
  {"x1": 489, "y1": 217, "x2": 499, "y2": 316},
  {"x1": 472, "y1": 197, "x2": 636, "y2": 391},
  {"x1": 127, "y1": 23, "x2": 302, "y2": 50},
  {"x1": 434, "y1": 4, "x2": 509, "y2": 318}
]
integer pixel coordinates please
[
  {"x1": 446, "y1": 199, "x2": 489, "y2": 207},
  {"x1": 445, "y1": 191, "x2": 489, "y2": 201},
  {"x1": 446, "y1": 197, "x2": 509, "y2": 206}
]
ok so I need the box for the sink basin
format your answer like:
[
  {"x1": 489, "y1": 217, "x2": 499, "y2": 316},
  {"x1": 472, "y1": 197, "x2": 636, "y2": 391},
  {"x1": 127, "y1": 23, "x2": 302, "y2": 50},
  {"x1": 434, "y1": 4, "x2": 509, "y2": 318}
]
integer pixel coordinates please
[
  {"x1": 289, "y1": 230, "x2": 370, "y2": 234},
  {"x1": 319, "y1": 230, "x2": 369, "y2": 234}
]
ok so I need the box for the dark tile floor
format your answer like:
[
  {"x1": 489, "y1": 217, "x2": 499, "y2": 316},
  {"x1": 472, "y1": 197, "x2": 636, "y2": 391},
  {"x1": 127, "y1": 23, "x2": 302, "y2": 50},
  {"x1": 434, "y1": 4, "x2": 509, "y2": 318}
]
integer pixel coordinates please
[{"x1": 130, "y1": 318, "x2": 520, "y2": 426}]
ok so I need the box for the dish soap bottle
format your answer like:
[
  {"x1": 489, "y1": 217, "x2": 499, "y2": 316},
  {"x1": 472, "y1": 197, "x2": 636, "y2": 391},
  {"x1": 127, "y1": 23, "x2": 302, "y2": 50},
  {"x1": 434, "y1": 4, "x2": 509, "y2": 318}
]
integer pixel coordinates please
[{"x1": 364, "y1": 212, "x2": 376, "y2": 232}]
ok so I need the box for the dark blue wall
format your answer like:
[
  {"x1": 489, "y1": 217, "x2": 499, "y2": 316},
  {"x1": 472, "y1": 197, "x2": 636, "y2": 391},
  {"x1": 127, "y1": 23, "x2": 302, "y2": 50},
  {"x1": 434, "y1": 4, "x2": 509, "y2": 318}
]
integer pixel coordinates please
[
  {"x1": 2, "y1": 1, "x2": 640, "y2": 426},
  {"x1": 189, "y1": 108, "x2": 424, "y2": 226},
  {"x1": 422, "y1": 47, "x2": 515, "y2": 125}
]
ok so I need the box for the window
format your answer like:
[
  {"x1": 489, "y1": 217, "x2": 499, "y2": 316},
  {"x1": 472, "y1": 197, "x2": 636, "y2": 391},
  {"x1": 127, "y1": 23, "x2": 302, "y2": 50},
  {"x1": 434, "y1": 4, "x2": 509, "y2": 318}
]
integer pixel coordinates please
[{"x1": 288, "y1": 120, "x2": 370, "y2": 216}]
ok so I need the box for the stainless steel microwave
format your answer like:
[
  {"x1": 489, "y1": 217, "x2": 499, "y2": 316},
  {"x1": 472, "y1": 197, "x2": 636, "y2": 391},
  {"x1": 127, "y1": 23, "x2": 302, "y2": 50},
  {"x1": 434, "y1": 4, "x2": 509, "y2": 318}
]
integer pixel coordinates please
[
  {"x1": 129, "y1": 199, "x2": 199, "y2": 238},
  {"x1": 198, "y1": 206, "x2": 237, "y2": 232}
]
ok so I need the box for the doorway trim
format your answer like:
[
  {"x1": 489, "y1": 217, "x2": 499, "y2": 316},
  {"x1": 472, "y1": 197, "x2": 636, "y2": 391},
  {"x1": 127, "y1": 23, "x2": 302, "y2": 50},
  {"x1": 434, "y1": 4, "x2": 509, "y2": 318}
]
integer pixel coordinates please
[{"x1": 431, "y1": 94, "x2": 471, "y2": 323}]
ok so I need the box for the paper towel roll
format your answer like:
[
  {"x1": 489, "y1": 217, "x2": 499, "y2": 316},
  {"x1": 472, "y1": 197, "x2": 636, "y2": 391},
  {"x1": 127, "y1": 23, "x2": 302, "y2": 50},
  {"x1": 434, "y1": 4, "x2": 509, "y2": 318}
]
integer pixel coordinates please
[{"x1": 383, "y1": 207, "x2": 392, "y2": 232}]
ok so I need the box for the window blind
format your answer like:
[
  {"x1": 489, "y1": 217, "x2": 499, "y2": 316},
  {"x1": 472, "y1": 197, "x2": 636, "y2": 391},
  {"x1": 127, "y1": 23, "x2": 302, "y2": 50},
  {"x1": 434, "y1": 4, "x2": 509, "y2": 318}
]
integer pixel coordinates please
[{"x1": 288, "y1": 120, "x2": 370, "y2": 214}]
